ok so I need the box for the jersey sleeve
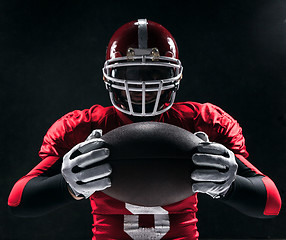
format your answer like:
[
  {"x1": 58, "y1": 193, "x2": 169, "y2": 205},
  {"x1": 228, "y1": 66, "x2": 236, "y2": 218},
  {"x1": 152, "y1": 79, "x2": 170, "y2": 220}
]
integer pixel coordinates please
[
  {"x1": 8, "y1": 107, "x2": 97, "y2": 217},
  {"x1": 192, "y1": 102, "x2": 281, "y2": 218},
  {"x1": 191, "y1": 102, "x2": 248, "y2": 157}
]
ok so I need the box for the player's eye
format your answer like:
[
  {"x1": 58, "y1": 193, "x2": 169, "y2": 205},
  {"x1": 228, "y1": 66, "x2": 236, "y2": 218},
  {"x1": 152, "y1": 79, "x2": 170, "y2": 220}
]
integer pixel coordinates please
[{"x1": 111, "y1": 66, "x2": 175, "y2": 81}]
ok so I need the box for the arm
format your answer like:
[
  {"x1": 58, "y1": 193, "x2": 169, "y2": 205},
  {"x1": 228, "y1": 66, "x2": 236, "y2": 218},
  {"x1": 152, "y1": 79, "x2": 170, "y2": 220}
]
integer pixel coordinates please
[
  {"x1": 191, "y1": 104, "x2": 281, "y2": 218},
  {"x1": 8, "y1": 156, "x2": 74, "y2": 217},
  {"x1": 220, "y1": 154, "x2": 281, "y2": 218},
  {"x1": 8, "y1": 135, "x2": 111, "y2": 217},
  {"x1": 192, "y1": 132, "x2": 281, "y2": 219},
  {"x1": 8, "y1": 107, "x2": 111, "y2": 217}
]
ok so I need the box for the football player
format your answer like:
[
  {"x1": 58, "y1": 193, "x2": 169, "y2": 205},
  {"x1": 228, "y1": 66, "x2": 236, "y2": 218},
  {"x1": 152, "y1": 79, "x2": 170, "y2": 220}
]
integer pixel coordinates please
[{"x1": 8, "y1": 19, "x2": 281, "y2": 240}]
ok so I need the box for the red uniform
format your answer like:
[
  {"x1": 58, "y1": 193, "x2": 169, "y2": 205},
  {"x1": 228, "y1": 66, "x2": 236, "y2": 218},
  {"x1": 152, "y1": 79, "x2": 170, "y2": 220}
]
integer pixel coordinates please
[{"x1": 8, "y1": 102, "x2": 281, "y2": 239}]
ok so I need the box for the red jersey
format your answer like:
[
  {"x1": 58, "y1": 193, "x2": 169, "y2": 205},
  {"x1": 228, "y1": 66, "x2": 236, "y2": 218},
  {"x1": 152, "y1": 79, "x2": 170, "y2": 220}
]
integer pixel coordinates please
[
  {"x1": 10, "y1": 101, "x2": 282, "y2": 239},
  {"x1": 37, "y1": 101, "x2": 249, "y2": 240}
]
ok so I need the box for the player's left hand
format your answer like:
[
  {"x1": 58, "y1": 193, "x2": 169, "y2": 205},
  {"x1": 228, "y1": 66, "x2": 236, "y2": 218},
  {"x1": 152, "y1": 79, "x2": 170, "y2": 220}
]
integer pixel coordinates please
[{"x1": 191, "y1": 132, "x2": 238, "y2": 198}]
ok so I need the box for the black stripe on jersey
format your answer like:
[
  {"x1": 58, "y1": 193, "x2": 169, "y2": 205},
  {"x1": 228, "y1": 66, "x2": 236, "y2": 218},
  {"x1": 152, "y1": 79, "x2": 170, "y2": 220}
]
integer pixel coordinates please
[{"x1": 236, "y1": 157, "x2": 261, "y2": 178}]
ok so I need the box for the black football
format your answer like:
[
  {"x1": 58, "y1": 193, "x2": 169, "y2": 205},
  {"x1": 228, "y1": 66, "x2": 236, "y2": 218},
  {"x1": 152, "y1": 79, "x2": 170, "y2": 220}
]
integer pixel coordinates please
[{"x1": 101, "y1": 122, "x2": 202, "y2": 206}]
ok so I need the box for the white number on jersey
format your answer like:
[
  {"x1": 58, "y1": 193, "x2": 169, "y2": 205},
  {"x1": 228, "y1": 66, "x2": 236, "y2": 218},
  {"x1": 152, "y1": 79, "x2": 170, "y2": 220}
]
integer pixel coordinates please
[{"x1": 124, "y1": 203, "x2": 170, "y2": 240}]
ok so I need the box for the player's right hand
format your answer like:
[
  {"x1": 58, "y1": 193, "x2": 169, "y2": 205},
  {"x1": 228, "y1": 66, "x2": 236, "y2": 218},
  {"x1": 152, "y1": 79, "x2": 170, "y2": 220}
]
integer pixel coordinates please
[{"x1": 61, "y1": 130, "x2": 112, "y2": 199}]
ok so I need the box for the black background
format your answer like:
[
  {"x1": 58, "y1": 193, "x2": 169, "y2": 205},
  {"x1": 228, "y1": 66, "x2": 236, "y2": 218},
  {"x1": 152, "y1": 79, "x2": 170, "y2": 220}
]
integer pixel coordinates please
[{"x1": 1, "y1": 0, "x2": 285, "y2": 239}]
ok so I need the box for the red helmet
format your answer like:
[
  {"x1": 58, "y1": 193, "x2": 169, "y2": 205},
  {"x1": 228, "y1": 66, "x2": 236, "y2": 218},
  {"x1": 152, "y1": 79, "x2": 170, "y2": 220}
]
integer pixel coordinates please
[{"x1": 103, "y1": 19, "x2": 183, "y2": 117}]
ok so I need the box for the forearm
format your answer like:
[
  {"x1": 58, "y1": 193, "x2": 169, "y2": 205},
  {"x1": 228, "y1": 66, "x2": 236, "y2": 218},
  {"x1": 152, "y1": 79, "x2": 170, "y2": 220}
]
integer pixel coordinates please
[
  {"x1": 220, "y1": 175, "x2": 281, "y2": 218},
  {"x1": 8, "y1": 174, "x2": 75, "y2": 217}
]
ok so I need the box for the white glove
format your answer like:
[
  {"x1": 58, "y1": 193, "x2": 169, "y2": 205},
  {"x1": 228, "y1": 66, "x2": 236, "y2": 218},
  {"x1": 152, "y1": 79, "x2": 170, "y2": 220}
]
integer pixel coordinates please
[
  {"x1": 191, "y1": 132, "x2": 238, "y2": 198},
  {"x1": 62, "y1": 130, "x2": 112, "y2": 199}
]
